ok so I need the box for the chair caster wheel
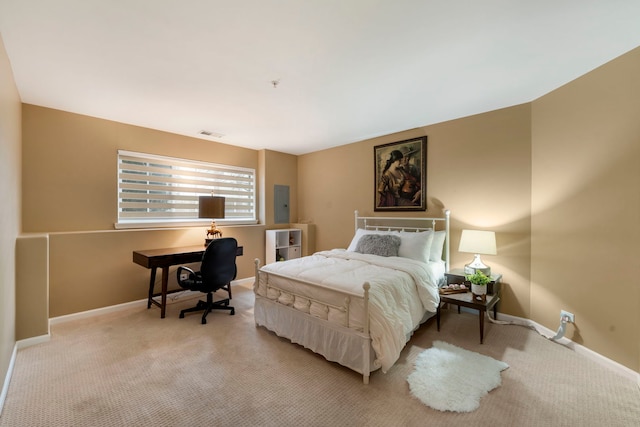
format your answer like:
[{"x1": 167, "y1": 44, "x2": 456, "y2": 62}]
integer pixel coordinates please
[
  {"x1": 230, "y1": 308, "x2": 235, "y2": 315},
  {"x1": 201, "y1": 318, "x2": 207, "y2": 325},
  {"x1": 179, "y1": 313, "x2": 185, "y2": 318}
]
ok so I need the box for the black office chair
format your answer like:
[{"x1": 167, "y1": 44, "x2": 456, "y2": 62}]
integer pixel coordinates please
[{"x1": 176, "y1": 237, "x2": 237, "y2": 324}]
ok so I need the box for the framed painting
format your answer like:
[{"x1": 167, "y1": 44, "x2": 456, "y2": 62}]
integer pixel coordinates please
[{"x1": 374, "y1": 136, "x2": 427, "y2": 211}]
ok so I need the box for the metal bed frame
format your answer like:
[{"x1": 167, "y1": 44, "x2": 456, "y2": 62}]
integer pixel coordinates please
[{"x1": 254, "y1": 210, "x2": 450, "y2": 384}]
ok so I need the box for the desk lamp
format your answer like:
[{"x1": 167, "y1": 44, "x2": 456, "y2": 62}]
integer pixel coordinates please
[
  {"x1": 458, "y1": 229, "x2": 497, "y2": 276},
  {"x1": 199, "y1": 196, "x2": 225, "y2": 246}
]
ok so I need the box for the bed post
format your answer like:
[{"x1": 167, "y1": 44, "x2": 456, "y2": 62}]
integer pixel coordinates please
[
  {"x1": 253, "y1": 258, "x2": 261, "y2": 292},
  {"x1": 362, "y1": 282, "x2": 371, "y2": 384},
  {"x1": 363, "y1": 282, "x2": 370, "y2": 335},
  {"x1": 444, "y1": 209, "x2": 450, "y2": 272},
  {"x1": 354, "y1": 210, "x2": 359, "y2": 232}
]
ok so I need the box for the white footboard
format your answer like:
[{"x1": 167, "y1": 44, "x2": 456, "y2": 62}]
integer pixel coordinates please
[{"x1": 253, "y1": 258, "x2": 375, "y2": 384}]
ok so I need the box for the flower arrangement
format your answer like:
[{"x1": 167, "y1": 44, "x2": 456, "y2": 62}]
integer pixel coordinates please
[{"x1": 466, "y1": 271, "x2": 491, "y2": 286}]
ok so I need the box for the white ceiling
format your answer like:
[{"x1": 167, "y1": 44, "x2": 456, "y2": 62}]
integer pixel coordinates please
[{"x1": 1, "y1": 1, "x2": 639, "y2": 155}]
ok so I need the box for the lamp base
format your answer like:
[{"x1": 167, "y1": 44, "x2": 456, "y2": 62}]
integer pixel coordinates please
[
  {"x1": 204, "y1": 221, "x2": 223, "y2": 246},
  {"x1": 463, "y1": 254, "x2": 491, "y2": 276}
]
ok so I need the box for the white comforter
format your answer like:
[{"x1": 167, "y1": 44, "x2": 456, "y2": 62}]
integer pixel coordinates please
[{"x1": 259, "y1": 249, "x2": 442, "y2": 372}]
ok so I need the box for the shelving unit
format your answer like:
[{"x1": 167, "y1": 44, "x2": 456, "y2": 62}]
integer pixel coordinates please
[{"x1": 265, "y1": 228, "x2": 302, "y2": 264}]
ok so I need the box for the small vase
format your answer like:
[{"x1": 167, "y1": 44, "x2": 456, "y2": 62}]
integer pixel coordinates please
[{"x1": 471, "y1": 284, "x2": 487, "y2": 302}]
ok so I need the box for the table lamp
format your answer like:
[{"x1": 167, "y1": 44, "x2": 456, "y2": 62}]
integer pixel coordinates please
[
  {"x1": 458, "y1": 229, "x2": 497, "y2": 276},
  {"x1": 199, "y1": 195, "x2": 225, "y2": 246}
]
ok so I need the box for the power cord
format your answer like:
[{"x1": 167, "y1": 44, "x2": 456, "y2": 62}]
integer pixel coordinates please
[
  {"x1": 550, "y1": 315, "x2": 572, "y2": 341},
  {"x1": 486, "y1": 310, "x2": 536, "y2": 330},
  {"x1": 486, "y1": 309, "x2": 574, "y2": 345},
  {"x1": 152, "y1": 265, "x2": 196, "y2": 303}
]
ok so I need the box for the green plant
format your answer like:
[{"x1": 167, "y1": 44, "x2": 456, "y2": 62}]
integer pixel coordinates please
[{"x1": 466, "y1": 271, "x2": 490, "y2": 286}]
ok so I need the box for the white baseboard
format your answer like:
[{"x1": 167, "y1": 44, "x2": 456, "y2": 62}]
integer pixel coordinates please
[
  {"x1": 16, "y1": 334, "x2": 50, "y2": 349},
  {"x1": 49, "y1": 277, "x2": 254, "y2": 326},
  {"x1": 497, "y1": 312, "x2": 640, "y2": 386},
  {"x1": 0, "y1": 343, "x2": 17, "y2": 417},
  {"x1": 49, "y1": 298, "x2": 149, "y2": 326},
  {"x1": 2, "y1": 332, "x2": 56, "y2": 416}
]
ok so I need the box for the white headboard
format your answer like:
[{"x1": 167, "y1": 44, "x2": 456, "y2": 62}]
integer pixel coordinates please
[{"x1": 354, "y1": 210, "x2": 451, "y2": 271}]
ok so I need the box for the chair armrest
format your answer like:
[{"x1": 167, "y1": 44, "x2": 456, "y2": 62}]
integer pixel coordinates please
[{"x1": 177, "y1": 266, "x2": 197, "y2": 288}]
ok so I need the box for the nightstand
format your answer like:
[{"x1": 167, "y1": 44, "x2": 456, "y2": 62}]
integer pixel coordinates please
[
  {"x1": 437, "y1": 269, "x2": 502, "y2": 343},
  {"x1": 444, "y1": 268, "x2": 502, "y2": 294}
]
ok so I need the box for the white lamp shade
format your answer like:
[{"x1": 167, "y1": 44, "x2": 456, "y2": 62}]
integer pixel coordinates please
[{"x1": 458, "y1": 230, "x2": 497, "y2": 255}]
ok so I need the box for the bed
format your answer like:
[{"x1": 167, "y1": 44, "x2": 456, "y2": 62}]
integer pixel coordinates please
[{"x1": 253, "y1": 210, "x2": 450, "y2": 384}]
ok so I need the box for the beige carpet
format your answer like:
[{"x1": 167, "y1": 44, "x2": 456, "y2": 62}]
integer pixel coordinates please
[{"x1": 1, "y1": 285, "x2": 639, "y2": 427}]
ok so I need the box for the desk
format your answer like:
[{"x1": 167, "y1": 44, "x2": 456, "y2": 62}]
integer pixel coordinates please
[
  {"x1": 133, "y1": 245, "x2": 243, "y2": 318},
  {"x1": 133, "y1": 246, "x2": 206, "y2": 318}
]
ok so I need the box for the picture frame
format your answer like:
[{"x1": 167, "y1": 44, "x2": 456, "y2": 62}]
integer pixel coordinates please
[{"x1": 374, "y1": 136, "x2": 427, "y2": 211}]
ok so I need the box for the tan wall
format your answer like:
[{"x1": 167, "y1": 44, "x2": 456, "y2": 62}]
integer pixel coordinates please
[
  {"x1": 15, "y1": 235, "x2": 49, "y2": 339},
  {"x1": 262, "y1": 149, "x2": 298, "y2": 226},
  {"x1": 298, "y1": 105, "x2": 532, "y2": 319},
  {"x1": 0, "y1": 33, "x2": 21, "y2": 395},
  {"x1": 47, "y1": 225, "x2": 265, "y2": 318},
  {"x1": 531, "y1": 47, "x2": 640, "y2": 371},
  {"x1": 22, "y1": 105, "x2": 259, "y2": 232},
  {"x1": 21, "y1": 105, "x2": 268, "y2": 318},
  {"x1": 0, "y1": 34, "x2": 21, "y2": 394}
]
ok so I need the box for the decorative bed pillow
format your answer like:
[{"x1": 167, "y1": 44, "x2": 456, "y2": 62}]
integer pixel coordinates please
[
  {"x1": 354, "y1": 234, "x2": 401, "y2": 257},
  {"x1": 398, "y1": 230, "x2": 434, "y2": 264},
  {"x1": 347, "y1": 228, "x2": 398, "y2": 252}
]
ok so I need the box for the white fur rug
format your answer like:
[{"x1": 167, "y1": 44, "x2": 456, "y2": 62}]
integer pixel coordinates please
[{"x1": 407, "y1": 341, "x2": 509, "y2": 412}]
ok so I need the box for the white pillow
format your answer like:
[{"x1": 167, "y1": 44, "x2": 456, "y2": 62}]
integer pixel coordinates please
[
  {"x1": 348, "y1": 228, "x2": 437, "y2": 264},
  {"x1": 429, "y1": 230, "x2": 447, "y2": 262},
  {"x1": 347, "y1": 228, "x2": 398, "y2": 252},
  {"x1": 398, "y1": 230, "x2": 434, "y2": 264}
]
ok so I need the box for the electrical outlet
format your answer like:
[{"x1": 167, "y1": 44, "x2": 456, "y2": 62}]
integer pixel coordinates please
[{"x1": 561, "y1": 310, "x2": 575, "y2": 323}]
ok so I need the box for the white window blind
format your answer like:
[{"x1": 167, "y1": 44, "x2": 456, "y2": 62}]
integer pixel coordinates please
[{"x1": 117, "y1": 150, "x2": 255, "y2": 226}]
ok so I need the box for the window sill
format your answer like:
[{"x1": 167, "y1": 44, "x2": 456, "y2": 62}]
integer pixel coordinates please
[{"x1": 114, "y1": 219, "x2": 258, "y2": 230}]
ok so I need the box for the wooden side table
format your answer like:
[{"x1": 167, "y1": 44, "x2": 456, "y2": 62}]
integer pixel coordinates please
[{"x1": 437, "y1": 270, "x2": 502, "y2": 343}]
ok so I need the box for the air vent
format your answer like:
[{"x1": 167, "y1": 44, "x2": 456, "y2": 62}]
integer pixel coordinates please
[{"x1": 198, "y1": 130, "x2": 224, "y2": 138}]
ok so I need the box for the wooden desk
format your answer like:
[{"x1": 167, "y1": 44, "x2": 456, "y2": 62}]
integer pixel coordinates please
[
  {"x1": 133, "y1": 244, "x2": 244, "y2": 318},
  {"x1": 133, "y1": 246, "x2": 206, "y2": 318}
]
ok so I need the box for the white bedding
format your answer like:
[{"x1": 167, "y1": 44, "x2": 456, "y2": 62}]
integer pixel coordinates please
[{"x1": 257, "y1": 249, "x2": 443, "y2": 372}]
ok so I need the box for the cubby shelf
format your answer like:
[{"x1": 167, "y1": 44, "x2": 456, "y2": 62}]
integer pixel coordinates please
[{"x1": 265, "y1": 228, "x2": 302, "y2": 264}]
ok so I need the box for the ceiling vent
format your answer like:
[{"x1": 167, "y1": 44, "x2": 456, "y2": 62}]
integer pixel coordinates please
[{"x1": 198, "y1": 130, "x2": 224, "y2": 138}]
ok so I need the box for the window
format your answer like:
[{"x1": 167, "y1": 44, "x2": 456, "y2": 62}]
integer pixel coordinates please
[{"x1": 117, "y1": 150, "x2": 256, "y2": 228}]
